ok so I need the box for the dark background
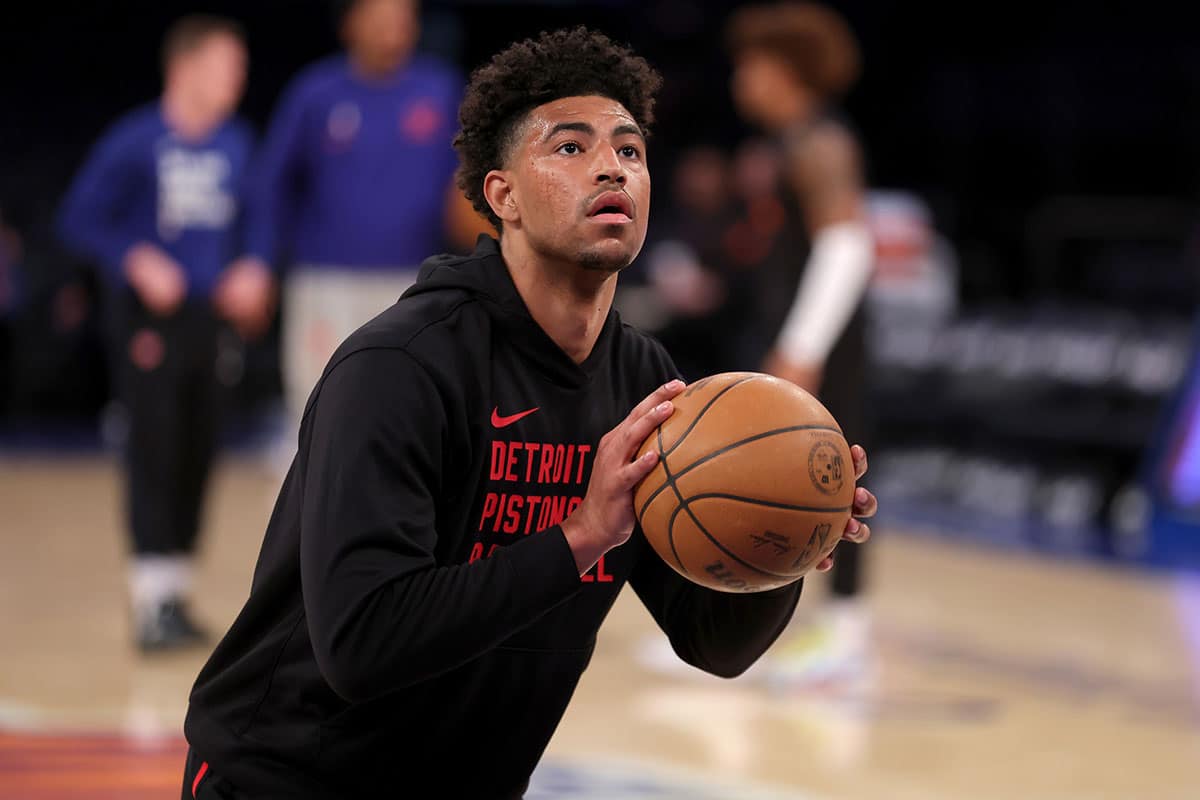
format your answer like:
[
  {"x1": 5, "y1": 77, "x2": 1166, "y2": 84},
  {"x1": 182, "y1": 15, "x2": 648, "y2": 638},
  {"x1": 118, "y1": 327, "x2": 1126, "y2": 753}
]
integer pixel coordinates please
[
  {"x1": 3, "y1": 0, "x2": 1200, "y2": 304},
  {"x1": 2, "y1": 0, "x2": 1199, "y2": 558}
]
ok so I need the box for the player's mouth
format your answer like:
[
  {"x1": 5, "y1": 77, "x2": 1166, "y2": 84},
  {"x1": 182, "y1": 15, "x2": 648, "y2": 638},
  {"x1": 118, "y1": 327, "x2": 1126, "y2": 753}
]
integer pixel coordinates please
[{"x1": 586, "y1": 191, "x2": 634, "y2": 224}]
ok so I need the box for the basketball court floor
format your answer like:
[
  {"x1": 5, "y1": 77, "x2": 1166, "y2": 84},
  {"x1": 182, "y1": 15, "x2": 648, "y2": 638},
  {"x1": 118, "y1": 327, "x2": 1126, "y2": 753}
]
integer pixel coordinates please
[{"x1": 2, "y1": 455, "x2": 1198, "y2": 798}]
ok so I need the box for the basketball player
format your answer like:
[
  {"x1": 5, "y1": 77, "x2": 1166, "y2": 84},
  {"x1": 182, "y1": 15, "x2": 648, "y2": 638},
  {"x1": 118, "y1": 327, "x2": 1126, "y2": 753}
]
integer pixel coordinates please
[
  {"x1": 57, "y1": 16, "x2": 271, "y2": 652},
  {"x1": 234, "y1": 0, "x2": 485, "y2": 454},
  {"x1": 181, "y1": 28, "x2": 877, "y2": 798},
  {"x1": 725, "y1": 1, "x2": 876, "y2": 687}
]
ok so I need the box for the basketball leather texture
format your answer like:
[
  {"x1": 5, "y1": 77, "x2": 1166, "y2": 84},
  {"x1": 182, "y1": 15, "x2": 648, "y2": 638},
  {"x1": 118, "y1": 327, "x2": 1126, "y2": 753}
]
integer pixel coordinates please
[{"x1": 634, "y1": 372, "x2": 855, "y2": 593}]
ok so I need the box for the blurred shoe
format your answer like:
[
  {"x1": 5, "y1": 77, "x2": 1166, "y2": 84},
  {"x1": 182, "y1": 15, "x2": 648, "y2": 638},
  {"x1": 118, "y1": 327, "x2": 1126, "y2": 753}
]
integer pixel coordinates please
[
  {"x1": 763, "y1": 599, "x2": 872, "y2": 691},
  {"x1": 137, "y1": 597, "x2": 209, "y2": 653}
]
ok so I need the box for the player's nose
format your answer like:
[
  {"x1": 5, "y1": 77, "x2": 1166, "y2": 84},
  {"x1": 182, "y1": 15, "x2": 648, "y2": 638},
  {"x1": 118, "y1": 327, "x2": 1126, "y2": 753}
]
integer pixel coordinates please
[{"x1": 592, "y1": 146, "x2": 626, "y2": 185}]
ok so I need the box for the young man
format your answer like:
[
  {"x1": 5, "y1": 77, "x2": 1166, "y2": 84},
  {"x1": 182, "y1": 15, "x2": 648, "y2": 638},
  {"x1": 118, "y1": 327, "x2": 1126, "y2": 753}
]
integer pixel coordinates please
[
  {"x1": 234, "y1": 0, "x2": 483, "y2": 446},
  {"x1": 182, "y1": 27, "x2": 876, "y2": 798},
  {"x1": 727, "y1": 1, "x2": 876, "y2": 686},
  {"x1": 58, "y1": 16, "x2": 272, "y2": 652}
]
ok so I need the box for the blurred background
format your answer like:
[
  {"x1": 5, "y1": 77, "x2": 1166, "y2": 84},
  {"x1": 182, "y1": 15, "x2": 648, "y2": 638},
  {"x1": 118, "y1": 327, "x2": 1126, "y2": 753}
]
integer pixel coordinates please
[{"x1": 2, "y1": 0, "x2": 1200, "y2": 798}]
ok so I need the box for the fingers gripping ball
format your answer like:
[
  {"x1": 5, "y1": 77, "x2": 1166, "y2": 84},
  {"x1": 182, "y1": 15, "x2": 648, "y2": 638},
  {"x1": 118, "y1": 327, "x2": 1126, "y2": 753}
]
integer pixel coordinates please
[{"x1": 634, "y1": 372, "x2": 855, "y2": 593}]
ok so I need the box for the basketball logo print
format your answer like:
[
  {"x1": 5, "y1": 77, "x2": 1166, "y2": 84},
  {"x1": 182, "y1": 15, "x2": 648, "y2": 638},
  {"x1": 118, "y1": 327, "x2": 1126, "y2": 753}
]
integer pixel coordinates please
[
  {"x1": 808, "y1": 439, "x2": 845, "y2": 495},
  {"x1": 791, "y1": 522, "x2": 833, "y2": 571}
]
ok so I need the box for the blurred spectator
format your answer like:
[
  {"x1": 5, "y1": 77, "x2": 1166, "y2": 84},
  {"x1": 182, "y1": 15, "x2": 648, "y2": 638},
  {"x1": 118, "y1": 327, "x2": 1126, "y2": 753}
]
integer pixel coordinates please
[
  {"x1": 864, "y1": 190, "x2": 958, "y2": 327},
  {"x1": 0, "y1": 209, "x2": 22, "y2": 417},
  {"x1": 720, "y1": 136, "x2": 792, "y2": 364},
  {"x1": 638, "y1": 139, "x2": 802, "y2": 380},
  {"x1": 642, "y1": 145, "x2": 735, "y2": 378},
  {"x1": 56, "y1": 15, "x2": 267, "y2": 652},
  {"x1": 234, "y1": 0, "x2": 486, "y2": 446},
  {"x1": 727, "y1": 1, "x2": 875, "y2": 687},
  {"x1": 722, "y1": 136, "x2": 789, "y2": 274}
]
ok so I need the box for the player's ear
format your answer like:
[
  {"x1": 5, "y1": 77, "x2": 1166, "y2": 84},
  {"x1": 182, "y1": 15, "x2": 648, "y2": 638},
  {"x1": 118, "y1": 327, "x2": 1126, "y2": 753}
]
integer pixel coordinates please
[{"x1": 483, "y1": 170, "x2": 520, "y2": 225}]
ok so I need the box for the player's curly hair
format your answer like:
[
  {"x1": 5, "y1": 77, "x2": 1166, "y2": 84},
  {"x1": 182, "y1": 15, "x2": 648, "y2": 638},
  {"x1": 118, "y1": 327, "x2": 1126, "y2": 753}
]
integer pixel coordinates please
[
  {"x1": 726, "y1": 2, "x2": 860, "y2": 99},
  {"x1": 454, "y1": 27, "x2": 662, "y2": 230}
]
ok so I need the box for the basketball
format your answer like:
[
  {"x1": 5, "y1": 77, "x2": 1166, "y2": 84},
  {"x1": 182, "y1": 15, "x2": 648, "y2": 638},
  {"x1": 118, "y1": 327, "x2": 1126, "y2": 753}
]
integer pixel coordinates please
[{"x1": 634, "y1": 372, "x2": 855, "y2": 593}]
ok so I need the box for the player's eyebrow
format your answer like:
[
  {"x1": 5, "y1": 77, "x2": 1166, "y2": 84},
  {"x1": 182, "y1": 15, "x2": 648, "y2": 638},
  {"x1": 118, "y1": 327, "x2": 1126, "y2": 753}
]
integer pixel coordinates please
[
  {"x1": 612, "y1": 123, "x2": 645, "y2": 140},
  {"x1": 542, "y1": 121, "x2": 594, "y2": 142},
  {"x1": 541, "y1": 121, "x2": 645, "y2": 142}
]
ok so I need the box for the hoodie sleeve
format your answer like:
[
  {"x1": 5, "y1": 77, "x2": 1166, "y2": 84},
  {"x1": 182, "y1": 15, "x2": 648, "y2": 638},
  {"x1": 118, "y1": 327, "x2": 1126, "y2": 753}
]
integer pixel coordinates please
[
  {"x1": 624, "y1": 335, "x2": 803, "y2": 678},
  {"x1": 628, "y1": 537, "x2": 803, "y2": 678},
  {"x1": 300, "y1": 346, "x2": 582, "y2": 703}
]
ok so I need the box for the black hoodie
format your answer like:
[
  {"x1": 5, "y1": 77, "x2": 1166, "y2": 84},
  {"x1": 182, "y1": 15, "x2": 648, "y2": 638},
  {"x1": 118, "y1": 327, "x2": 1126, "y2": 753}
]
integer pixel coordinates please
[{"x1": 184, "y1": 237, "x2": 804, "y2": 798}]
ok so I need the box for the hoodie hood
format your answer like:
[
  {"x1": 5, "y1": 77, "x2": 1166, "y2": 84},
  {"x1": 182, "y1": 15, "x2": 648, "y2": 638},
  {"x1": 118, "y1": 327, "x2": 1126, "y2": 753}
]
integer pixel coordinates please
[
  {"x1": 406, "y1": 235, "x2": 526, "y2": 315},
  {"x1": 405, "y1": 235, "x2": 617, "y2": 387}
]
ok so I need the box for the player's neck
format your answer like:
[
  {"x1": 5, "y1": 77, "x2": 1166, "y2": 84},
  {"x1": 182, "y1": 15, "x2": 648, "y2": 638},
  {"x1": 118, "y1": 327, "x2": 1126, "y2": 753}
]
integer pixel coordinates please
[
  {"x1": 161, "y1": 89, "x2": 220, "y2": 141},
  {"x1": 500, "y1": 235, "x2": 616, "y2": 365},
  {"x1": 768, "y1": 90, "x2": 819, "y2": 133},
  {"x1": 347, "y1": 50, "x2": 408, "y2": 81}
]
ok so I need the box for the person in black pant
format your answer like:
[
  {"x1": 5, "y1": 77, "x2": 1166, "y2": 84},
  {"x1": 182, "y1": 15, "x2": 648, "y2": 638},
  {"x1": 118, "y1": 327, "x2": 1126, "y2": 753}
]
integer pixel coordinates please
[
  {"x1": 726, "y1": 2, "x2": 876, "y2": 687},
  {"x1": 180, "y1": 27, "x2": 877, "y2": 798},
  {"x1": 57, "y1": 16, "x2": 274, "y2": 652}
]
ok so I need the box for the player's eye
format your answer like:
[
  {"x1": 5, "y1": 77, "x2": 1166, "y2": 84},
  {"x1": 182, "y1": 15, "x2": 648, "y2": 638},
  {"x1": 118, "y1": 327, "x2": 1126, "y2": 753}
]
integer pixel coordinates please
[
  {"x1": 619, "y1": 144, "x2": 641, "y2": 159},
  {"x1": 557, "y1": 142, "x2": 581, "y2": 155}
]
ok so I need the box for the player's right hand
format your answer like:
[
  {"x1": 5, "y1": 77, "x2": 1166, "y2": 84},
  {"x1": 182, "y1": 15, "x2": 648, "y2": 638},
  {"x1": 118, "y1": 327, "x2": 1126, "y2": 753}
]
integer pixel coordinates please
[
  {"x1": 561, "y1": 379, "x2": 686, "y2": 574},
  {"x1": 123, "y1": 242, "x2": 188, "y2": 316}
]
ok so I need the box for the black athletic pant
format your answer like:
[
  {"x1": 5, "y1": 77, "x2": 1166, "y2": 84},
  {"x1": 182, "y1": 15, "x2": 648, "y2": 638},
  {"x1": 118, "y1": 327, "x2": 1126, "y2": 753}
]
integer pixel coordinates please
[{"x1": 111, "y1": 297, "x2": 225, "y2": 556}]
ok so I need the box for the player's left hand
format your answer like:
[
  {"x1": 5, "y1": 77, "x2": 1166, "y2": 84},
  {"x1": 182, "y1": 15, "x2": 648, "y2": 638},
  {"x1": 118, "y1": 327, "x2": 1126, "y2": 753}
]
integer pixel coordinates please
[
  {"x1": 215, "y1": 256, "x2": 276, "y2": 340},
  {"x1": 815, "y1": 444, "x2": 875, "y2": 573}
]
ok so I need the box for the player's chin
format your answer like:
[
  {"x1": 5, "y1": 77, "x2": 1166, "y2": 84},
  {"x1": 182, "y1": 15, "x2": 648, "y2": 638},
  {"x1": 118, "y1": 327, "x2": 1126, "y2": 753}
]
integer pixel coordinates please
[
  {"x1": 579, "y1": 226, "x2": 646, "y2": 272},
  {"x1": 576, "y1": 237, "x2": 640, "y2": 273}
]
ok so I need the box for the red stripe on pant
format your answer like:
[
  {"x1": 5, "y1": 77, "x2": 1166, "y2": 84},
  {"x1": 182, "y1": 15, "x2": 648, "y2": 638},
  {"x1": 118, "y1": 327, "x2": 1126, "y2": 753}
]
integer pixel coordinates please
[{"x1": 192, "y1": 760, "x2": 210, "y2": 797}]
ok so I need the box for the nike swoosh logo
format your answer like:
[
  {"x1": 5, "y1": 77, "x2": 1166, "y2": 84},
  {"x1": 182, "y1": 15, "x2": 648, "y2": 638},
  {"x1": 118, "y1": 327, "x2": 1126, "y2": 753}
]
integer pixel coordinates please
[{"x1": 491, "y1": 406, "x2": 539, "y2": 428}]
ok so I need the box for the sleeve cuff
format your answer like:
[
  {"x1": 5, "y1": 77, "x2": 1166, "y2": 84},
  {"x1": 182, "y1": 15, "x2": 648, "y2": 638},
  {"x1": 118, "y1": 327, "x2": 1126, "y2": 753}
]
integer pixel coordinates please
[{"x1": 499, "y1": 525, "x2": 583, "y2": 611}]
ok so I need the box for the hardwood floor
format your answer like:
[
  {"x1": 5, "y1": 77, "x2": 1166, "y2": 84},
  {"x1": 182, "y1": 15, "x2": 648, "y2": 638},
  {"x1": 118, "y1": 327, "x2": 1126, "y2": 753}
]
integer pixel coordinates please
[{"x1": 2, "y1": 456, "x2": 1197, "y2": 798}]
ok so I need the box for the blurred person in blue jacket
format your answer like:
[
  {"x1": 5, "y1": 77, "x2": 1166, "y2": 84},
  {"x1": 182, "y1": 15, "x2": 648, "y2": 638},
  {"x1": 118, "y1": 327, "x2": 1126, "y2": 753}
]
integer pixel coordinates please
[
  {"x1": 232, "y1": 0, "x2": 485, "y2": 445},
  {"x1": 58, "y1": 15, "x2": 272, "y2": 652}
]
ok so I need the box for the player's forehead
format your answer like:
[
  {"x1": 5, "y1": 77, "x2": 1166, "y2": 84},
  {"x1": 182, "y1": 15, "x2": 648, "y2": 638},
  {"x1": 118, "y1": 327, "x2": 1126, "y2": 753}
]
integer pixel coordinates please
[
  {"x1": 183, "y1": 31, "x2": 246, "y2": 64},
  {"x1": 517, "y1": 95, "x2": 642, "y2": 145}
]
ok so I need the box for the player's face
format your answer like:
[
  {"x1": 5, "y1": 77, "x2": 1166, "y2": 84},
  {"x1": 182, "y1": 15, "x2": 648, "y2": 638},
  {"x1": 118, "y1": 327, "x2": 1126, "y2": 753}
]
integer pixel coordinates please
[
  {"x1": 344, "y1": 0, "x2": 418, "y2": 72},
  {"x1": 731, "y1": 50, "x2": 813, "y2": 131},
  {"x1": 184, "y1": 33, "x2": 247, "y2": 122},
  {"x1": 504, "y1": 95, "x2": 650, "y2": 274}
]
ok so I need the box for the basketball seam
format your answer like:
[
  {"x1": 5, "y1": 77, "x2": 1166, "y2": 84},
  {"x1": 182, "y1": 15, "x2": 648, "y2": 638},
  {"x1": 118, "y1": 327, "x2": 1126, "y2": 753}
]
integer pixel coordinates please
[
  {"x1": 663, "y1": 375, "x2": 759, "y2": 457},
  {"x1": 636, "y1": 424, "x2": 843, "y2": 521},
  {"x1": 684, "y1": 493, "x2": 852, "y2": 513},
  {"x1": 668, "y1": 486, "x2": 798, "y2": 581},
  {"x1": 658, "y1": 413, "x2": 805, "y2": 583},
  {"x1": 657, "y1": 425, "x2": 690, "y2": 576}
]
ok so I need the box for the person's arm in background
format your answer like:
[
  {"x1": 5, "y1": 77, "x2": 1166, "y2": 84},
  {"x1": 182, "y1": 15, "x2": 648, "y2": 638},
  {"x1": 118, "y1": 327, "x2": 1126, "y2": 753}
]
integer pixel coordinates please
[
  {"x1": 215, "y1": 120, "x2": 277, "y2": 340},
  {"x1": 629, "y1": 444, "x2": 875, "y2": 677},
  {"x1": 57, "y1": 118, "x2": 187, "y2": 316},
  {"x1": 231, "y1": 76, "x2": 312, "y2": 274},
  {"x1": 763, "y1": 122, "x2": 874, "y2": 393}
]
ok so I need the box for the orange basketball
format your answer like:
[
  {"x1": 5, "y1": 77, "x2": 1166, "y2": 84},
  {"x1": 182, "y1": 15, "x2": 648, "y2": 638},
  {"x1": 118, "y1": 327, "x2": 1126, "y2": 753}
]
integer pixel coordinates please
[{"x1": 634, "y1": 372, "x2": 855, "y2": 593}]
